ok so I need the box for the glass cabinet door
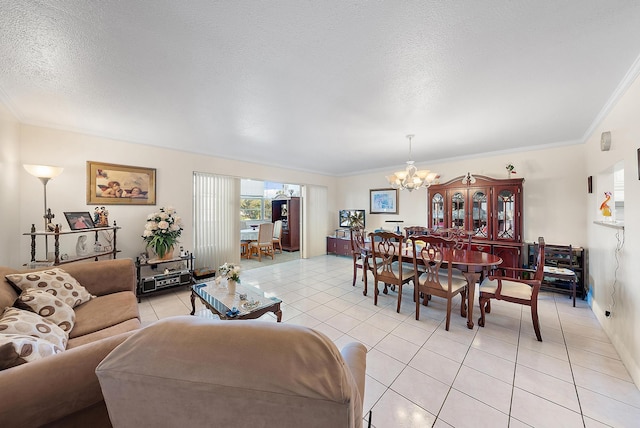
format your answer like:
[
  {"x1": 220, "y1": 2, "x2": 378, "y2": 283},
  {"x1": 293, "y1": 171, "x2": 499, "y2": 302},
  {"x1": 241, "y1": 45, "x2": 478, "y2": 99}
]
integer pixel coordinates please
[
  {"x1": 431, "y1": 193, "x2": 444, "y2": 229},
  {"x1": 451, "y1": 191, "x2": 465, "y2": 229},
  {"x1": 496, "y1": 189, "x2": 516, "y2": 240},
  {"x1": 471, "y1": 189, "x2": 488, "y2": 238}
]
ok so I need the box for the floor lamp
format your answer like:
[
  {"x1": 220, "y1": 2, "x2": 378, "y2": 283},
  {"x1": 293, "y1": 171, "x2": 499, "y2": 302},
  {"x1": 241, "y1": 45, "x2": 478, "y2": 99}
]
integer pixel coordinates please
[{"x1": 23, "y1": 164, "x2": 64, "y2": 260}]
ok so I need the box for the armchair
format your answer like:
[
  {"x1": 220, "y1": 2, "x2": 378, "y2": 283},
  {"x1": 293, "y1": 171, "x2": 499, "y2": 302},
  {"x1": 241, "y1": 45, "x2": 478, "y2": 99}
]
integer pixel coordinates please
[
  {"x1": 478, "y1": 237, "x2": 546, "y2": 341},
  {"x1": 97, "y1": 316, "x2": 367, "y2": 428}
]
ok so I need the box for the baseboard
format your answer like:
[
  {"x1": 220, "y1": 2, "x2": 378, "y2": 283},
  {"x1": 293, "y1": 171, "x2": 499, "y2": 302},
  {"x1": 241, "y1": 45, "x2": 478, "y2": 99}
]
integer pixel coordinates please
[{"x1": 591, "y1": 299, "x2": 640, "y2": 390}]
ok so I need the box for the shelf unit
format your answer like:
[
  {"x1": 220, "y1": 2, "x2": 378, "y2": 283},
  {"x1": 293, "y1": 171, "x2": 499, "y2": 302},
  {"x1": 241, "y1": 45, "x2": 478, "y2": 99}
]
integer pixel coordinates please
[
  {"x1": 135, "y1": 253, "x2": 195, "y2": 301},
  {"x1": 527, "y1": 243, "x2": 588, "y2": 299},
  {"x1": 272, "y1": 197, "x2": 300, "y2": 251},
  {"x1": 24, "y1": 223, "x2": 120, "y2": 266}
]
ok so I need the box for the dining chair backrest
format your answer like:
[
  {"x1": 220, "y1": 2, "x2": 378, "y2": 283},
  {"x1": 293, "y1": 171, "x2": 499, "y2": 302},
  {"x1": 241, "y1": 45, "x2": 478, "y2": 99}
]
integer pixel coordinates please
[
  {"x1": 258, "y1": 223, "x2": 274, "y2": 244},
  {"x1": 368, "y1": 231, "x2": 404, "y2": 283},
  {"x1": 404, "y1": 226, "x2": 429, "y2": 239},
  {"x1": 350, "y1": 227, "x2": 366, "y2": 254},
  {"x1": 531, "y1": 237, "x2": 546, "y2": 283},
  {"x1": 411, "y1": 235, "x2": 455, "y2": 280},
  {"x1": 273, "y1": 220, "x2": 282, "y2": 239}
]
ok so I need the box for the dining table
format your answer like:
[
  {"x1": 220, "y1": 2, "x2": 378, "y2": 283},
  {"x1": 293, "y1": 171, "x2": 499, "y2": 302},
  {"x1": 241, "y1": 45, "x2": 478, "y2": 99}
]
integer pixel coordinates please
[
  {"x1": 240, "y1": 228, "x2": 259, "y2": 242},
  {"x1": 365, "y1": 242, "x2": 503, "y2": 329}
]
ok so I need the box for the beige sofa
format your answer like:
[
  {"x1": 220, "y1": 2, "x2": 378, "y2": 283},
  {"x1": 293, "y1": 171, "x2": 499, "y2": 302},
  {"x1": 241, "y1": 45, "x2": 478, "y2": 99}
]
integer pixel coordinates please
[
  {"x1": 0, "y1": 259, "x2": 141, "y2": 427},
  {"x1": 97, "y1": 316, "x2": 367, "y2": 428}
]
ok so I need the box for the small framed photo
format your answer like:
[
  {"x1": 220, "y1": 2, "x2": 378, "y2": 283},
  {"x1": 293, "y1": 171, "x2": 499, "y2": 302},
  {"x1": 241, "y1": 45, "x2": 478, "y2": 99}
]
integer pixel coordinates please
[
  {"x1": 87, "y1": 161, "x2": 156, "y2": 205},
  {"x1": 64, "y1": 212, "x2": 95, "y2": 231},
  {"x1": 370, "y1": 188, "x2": 399, "y2": 214}
]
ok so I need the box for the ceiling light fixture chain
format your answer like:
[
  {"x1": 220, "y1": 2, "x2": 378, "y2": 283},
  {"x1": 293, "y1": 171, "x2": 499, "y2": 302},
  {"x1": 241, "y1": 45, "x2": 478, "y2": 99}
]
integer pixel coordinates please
[{"x1": 385, "y1": 134, "x2": 438, "y2": 192}]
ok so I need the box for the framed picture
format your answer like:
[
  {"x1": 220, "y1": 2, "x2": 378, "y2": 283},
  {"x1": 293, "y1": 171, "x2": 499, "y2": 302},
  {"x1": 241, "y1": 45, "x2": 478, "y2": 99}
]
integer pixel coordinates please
[
  {"x1": 87, "y1": 161, "x2": 156, "y2": 205},
  {"x1": 64, "y1": 211, "x2": 95, "y2": 231},
  {"x1": 370, "y1": 188, "x2": 399, "y2": 214}
]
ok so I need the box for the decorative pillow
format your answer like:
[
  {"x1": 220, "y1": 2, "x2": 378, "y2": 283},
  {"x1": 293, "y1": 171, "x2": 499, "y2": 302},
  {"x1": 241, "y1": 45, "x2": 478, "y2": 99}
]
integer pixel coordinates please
[
  {"x1": 5, "y1": 268, "x2": 94, "y2": 308},
  {"x1": 0, "y1": 307, "x2": 68, "y2": 350},
  {"x1": 0, "y1": 334, "x2": 64, "y2": 370},
  {"x1": 15, "y1": 288, "x2": 76, "y2": 334}
]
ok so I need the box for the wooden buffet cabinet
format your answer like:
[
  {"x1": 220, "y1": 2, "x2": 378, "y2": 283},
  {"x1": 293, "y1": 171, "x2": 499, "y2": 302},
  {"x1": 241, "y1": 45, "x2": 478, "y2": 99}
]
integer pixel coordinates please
[
  {"x1": 428, "y1": 175, "x2": 524, "y2": 270},
  {"x1": 272, "y1": 197, "x2": 300, "y2": 251}
]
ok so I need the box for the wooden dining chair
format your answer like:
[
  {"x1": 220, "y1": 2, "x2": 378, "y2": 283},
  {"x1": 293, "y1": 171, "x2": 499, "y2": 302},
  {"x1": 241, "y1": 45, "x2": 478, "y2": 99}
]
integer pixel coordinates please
[
  {"x1": 478, "y1": 236, "x2": 546, "y2": 341},
  {"x1": 368, "y1": 231, "x2": 415, "y2": 313},
  {"x1": 249, "y1": 223, "x2": 275, "y2": 262},
  {"x1": 411, "y1": 235, "x2": 469, "y2": 330},
  {"x1": 272, "y1": 220, "x2": 283, "y2": 253},
  {"x1": 350, "y1": 227, "x2": 374, "y2": 296}
]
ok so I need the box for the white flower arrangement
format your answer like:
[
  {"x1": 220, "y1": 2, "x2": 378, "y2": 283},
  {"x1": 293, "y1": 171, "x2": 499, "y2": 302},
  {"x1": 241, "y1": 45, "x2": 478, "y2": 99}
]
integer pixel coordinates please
[
  {"x1": 215, "y1": 262, "x2": 241, "y2": 284},
  {"x1": 142, "y1": 206, "x2": 184, "y2": 258}
]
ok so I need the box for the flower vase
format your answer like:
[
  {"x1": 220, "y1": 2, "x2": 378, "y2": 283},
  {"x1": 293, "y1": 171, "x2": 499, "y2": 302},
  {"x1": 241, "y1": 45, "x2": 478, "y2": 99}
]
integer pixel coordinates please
[
  {"x1": 227, "y1": 279, "x2": 237, "y2": 295},
  {"x1": 152, "y1": 245, "x2": 174, "y2": 261}
]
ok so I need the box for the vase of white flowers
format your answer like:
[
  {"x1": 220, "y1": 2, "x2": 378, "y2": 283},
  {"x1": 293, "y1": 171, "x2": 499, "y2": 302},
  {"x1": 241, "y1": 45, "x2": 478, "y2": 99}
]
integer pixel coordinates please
[
  {"x1": 142, "y1": 206, "x2": 184, "y2": 260},
  {"x1": 215, "y1": 263, "x2": 241, "y2": 295}
]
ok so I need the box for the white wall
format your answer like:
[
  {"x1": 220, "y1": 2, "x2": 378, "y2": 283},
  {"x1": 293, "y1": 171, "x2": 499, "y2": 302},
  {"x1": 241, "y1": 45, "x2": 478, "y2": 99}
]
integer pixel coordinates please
[
  {"x1": 585, "y1": 73, "x2": 640, "y2": 386},
  {"x1": 15, "y1": 125, "x2": 338, "y2": 268},
  {"x1": 0, "y1": 105, "x2": 20, "y2": 267},
  {"x1": 337, "y1": 145, "x2": 587, "y2": 246}
]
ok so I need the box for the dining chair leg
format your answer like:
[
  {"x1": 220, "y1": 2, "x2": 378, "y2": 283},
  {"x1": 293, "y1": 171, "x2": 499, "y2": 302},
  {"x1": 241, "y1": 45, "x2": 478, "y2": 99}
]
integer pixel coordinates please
[
  {"x1": 373, "y1": 280, "x2": 379, "y2": 306},
  {"x1": 572, "y1": 277, "x2": 576, "y2": 307},
  {"x1": 415, "y1": 287, "x2": 421, "y2": 320},
  {"x1": 352, "y1": 264, "x2": 357, "y2": 287},
  {"x1": 396, "y1": 284, "x2": 402, "y2": 313},
  {"x1": 363, "y1": 269, "x2": 368, "y2": 296},
  {"x1": 445, "y1": 299, "x2": 452, "y2": 331},
  {"x1": 531, "y1": 302, "x2": 542, "y2": 342}
]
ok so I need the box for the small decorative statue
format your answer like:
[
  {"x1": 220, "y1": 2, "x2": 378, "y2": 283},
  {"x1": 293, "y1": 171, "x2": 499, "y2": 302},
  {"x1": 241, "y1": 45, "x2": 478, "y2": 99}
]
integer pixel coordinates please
[
  {"x1": 76, "y1": 235, "x2": 89, "y2": 256},
  {"x1": 600, "y1": 191, "x2": 612, "y2": 218},
  {"x1": 506, "y1": 163, "x2": 516, "y2": 177}
]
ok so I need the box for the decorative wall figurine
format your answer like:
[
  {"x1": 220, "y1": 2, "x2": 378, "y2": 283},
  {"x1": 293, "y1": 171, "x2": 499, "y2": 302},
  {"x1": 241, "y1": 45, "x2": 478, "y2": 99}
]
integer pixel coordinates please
[{"x1": 600, "y1": 191, "x2": 612, "y2": 218}]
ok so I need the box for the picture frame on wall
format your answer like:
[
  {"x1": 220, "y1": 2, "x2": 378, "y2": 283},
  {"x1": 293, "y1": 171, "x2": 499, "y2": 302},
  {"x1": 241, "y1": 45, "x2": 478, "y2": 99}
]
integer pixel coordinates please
[
  {"x1": 87, "y1": 161, "x2": 156, "y2": 205},
  {"x1": 64, "y1": 211, "x2": 95, "y2": 231},
  {"x1": 370, "y1": 188, "x2": 399, "y2": 214}
]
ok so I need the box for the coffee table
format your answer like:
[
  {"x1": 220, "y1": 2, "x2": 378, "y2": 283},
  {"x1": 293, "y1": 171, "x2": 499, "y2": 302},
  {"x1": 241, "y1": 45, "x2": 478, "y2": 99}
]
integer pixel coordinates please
[{"x1": 190, "y1": 281, "x2": 282, "y2": 322}]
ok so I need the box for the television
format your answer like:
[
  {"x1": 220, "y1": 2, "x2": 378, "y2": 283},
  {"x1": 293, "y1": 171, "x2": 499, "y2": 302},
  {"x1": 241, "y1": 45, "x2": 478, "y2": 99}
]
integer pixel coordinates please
[{"x1": 339, "y1": 209, "x2": 365, "y2": 228}]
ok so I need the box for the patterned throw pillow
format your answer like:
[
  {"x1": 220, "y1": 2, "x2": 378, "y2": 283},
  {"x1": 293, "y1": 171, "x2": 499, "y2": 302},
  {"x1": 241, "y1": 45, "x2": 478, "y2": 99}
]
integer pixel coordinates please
[
  {"x1": 15, "y1": 289, "x2": 76, "y2": 334},
  {"x1": 0, "y1": 307, "x2": 68, "y2": 350},
  {"x1": 5, "y1": 268, "x2": 94, "y2": 308},
  {"x1": 0, "y1": 334, "x2": 64, "y2": 370}
]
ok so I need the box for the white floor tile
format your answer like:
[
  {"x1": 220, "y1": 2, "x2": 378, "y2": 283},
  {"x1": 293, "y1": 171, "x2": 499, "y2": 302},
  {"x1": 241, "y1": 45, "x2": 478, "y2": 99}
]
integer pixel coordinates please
[{"x1": 138, "y1": 255, "x2": 637, "y2": 427}]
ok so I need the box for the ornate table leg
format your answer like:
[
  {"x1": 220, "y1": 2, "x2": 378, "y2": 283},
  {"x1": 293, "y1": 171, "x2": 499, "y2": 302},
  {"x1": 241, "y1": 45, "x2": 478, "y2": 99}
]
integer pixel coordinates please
[
  {"x1": 190, "y1": 289, "x2": 196, "y2": 315},
  {"x1": 463, "y1": 272, "x2": 481, "y2": 329}
]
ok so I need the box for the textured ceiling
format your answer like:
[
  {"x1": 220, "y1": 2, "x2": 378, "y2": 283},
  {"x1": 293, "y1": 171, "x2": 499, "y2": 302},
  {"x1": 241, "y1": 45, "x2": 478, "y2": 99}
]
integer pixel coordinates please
[{"x1": 2, "y1": 1, "x2": 640, "y2": 175}]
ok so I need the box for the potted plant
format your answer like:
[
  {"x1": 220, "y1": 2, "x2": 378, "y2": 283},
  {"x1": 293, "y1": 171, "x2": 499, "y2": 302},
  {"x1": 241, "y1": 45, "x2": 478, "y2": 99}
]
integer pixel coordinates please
[{"x1": 142, "y1": 206, "x2": 184, "y2": 259}]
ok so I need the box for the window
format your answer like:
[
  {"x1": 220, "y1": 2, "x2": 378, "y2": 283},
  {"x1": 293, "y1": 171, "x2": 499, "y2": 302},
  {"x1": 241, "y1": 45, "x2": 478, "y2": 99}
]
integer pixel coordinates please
[{"x1": 240, "y1": 197, "x2": 263, "y2": 220}]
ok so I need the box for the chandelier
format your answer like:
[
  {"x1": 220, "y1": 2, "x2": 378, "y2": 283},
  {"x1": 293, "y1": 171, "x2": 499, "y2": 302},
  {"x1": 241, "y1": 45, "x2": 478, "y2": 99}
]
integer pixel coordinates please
[{"x1": 385, "y1": 134, "x2": 438, "y2": 192}]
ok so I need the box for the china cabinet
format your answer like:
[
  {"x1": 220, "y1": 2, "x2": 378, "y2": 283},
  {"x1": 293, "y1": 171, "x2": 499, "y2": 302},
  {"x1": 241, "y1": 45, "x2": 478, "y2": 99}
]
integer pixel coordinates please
[
  {"x1": 428, "y1": 175, "x2": 524, "y2": 270},
  {"x1": 272, "y1": 197, "x2": 300, "y2": 251}
]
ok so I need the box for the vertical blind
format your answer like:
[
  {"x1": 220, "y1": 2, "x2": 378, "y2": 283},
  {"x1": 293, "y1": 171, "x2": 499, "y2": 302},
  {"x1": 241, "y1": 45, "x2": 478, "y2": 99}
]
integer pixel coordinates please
[
  {"x1": 301, "y1": 185, "x2": 328, "y2": 258},
  {"x1": 192, "y1": 172, "x2": 240, "y2": 270}
]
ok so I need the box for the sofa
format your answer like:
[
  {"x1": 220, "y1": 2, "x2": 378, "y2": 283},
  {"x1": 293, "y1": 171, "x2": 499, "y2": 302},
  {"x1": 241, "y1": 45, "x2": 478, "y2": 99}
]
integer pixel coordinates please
[
  {"x1": 96, "y1": 316, "x2": 367, "y2": 428},
  {"x1": 0, "y1": 258, "x2": 141, "y2": 427}
]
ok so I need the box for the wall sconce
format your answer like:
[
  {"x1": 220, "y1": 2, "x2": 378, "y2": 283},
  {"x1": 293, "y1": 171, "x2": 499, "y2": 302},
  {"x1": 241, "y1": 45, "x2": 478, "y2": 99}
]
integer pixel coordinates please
[{"x1": 23, "y1": 164, "x2": 64, "y2": 258}]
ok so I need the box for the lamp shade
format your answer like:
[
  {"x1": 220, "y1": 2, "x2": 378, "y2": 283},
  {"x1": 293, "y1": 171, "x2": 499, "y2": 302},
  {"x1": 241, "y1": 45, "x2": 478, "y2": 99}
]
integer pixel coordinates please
[{"x1": 23, "y1": 164, "x2": 64, "y2": 179}]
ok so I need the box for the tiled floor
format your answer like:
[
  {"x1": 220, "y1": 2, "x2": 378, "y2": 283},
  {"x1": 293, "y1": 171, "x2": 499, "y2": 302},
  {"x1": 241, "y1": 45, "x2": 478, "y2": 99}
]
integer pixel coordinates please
[{"x1": 139, "y1": 255, "x2": 640, "y2": 428}]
